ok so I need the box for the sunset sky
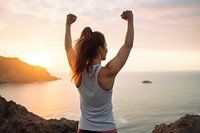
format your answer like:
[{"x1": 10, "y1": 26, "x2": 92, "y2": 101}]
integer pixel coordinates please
[{"x1": 0, "y1": 0, "x2": 200, "y2": 74}]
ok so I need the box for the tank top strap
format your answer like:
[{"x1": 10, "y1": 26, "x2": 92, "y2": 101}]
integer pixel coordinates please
[{"x1": 93, "y1": 64, "x2": 102, "y2": 78}]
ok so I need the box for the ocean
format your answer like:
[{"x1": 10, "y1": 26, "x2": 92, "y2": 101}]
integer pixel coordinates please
[{"x1": 0, "y1": 71, "x2": 200, "y2": 133}]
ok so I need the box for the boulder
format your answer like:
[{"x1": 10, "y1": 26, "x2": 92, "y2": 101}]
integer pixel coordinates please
[
  {"x1": 0, "y1": 95, "x2": 78, "y2": 133},
  {"x1": 152, "y1": 114, "x2": 200, "y2": 133}
]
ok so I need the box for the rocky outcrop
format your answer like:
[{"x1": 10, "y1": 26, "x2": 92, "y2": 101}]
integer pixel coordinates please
[
  {"x1": 0, "y1": 95, "x2": 78, "y2": 133},
  {"x1": 0, "y1": 56, "x2": 59, "y2": 84},
  {"x1": 152, "y1": 114, "x2": 200, "y2": 133},
  {"x1": 142, "y1": 80, "x2": 152, "y2": 83}
]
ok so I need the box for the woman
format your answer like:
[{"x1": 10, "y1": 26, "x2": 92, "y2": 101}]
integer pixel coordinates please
[{"x1": 65, "y1": 10, "x2": 134, "y2": 133}]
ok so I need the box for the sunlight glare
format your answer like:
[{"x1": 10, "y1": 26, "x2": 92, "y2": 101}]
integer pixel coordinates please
[{"x1": 21, "y1": 54, "x2": 50, "y2": 68}]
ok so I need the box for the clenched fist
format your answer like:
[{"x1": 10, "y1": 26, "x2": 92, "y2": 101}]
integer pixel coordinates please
[
  {"x1": 121, "y1": 10, "x2": 133, "y2": 21},
  {"x1": 66, "y1": 14, "x2": 77, "y2": 25}
]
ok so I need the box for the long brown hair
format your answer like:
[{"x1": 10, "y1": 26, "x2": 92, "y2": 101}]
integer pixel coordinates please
[{"x1": 72, "y1": 27, "x2": 106, "y2": 80}]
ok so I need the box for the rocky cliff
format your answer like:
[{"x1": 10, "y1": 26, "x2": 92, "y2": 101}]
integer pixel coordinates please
[
  {"x1": 0, "y1": 56, "x2": 58, "y2": 83},
  {"x1": 0, "y1": 95, "x2": 78, "y2": 133},
  {"x1": 1, "y1": 91, "x2": 200, "y2": 133},
  {"x1": 152, "y1": 114, "x2": 200, "y2": 133}
]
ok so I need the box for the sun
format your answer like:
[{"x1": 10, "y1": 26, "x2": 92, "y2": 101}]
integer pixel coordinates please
[{"x1": 21, "y1": 54, "x2": 50, "y2": 68}]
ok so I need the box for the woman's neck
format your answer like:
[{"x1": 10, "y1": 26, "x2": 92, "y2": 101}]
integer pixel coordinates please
[{"x1": 92, "y1": 58, "x2": 101, "y2": 65}]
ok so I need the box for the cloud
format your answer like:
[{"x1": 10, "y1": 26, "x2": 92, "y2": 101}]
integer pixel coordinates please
[
  {"x1": 0, "y1": 0, "x2": 200, "y2": 53},
  {"x1": 132, "y1": 0, "x2": 200, "y2": 51},
  {"x1": 0, "y1": 0, "x2": 199, "y2": 71},
  {"x1": 146, "y1": 0, "x2": 200, "y2": 8}
]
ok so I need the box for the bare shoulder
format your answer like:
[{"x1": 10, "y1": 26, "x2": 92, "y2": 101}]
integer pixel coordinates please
[{"x1": 98, "y1": 66, "x2": 116, "y2": 91}]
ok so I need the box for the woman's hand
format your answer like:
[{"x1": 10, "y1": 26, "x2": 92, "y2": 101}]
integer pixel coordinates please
[
  {"x1": 121, "y1": 10, "x2": 133, "y2": 21},
  {"x1": 66, "y1": 14, "x2": 77, "y2": 25}
]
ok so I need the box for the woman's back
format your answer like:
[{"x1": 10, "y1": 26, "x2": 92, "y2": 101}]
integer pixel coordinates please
[{"x1": 78, "y1": 64, "x2": 116, "y2": 131}]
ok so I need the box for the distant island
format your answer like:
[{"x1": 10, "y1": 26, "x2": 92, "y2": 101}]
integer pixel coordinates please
[
  {"x1": 142, "y1": 80, "x2": 152, "y2": 83},
  {"x1": 0, "y1": 56, "x2": 59, "y2": 84}
]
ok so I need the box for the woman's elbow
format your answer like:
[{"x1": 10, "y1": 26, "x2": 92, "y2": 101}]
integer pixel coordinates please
[{"x1": 125, "y1": 41, "x2": 134, "y2": 48}]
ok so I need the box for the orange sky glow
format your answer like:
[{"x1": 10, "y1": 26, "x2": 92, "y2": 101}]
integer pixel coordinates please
[{"x1": 0, "y1": 0, "x2": 200, "y2": 74}]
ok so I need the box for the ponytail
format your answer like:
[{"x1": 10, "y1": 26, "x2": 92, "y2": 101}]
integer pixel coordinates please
[
  {"x1": 72, "y1": 27, "x2": 105, "y2": 80},
  {"x1": 80, "y1": 27, "x2": 92, "y2": 40}
]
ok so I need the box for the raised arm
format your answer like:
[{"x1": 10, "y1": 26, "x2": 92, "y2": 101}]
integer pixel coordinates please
[
  {"x1": 105, "y1": 10, "x2": 134, "y2": 76},
  {"x1": 65, "y1": 14, "x2": 77, "y2": 69}
]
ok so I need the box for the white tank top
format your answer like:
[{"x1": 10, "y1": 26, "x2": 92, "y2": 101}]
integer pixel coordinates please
[{"x1": 78, "y1": 64, "x2": 116, "y2": 131}]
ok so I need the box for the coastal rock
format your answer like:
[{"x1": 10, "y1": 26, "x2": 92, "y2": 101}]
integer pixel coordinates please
[
  {"x1": 0, "y1": 95, "x2": 78, "y2": 133},
  {"x1": 0, "y1": 56, "x2": 59, "y2": 84},
  {"x1": 152, "y1": 114, "x2": 200, "y2": 133},
  {"x1": 142, "y1": 80, "x2": 152, "y2": 83}
]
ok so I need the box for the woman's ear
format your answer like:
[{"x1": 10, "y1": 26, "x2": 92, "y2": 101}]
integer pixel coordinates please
[
  {"x1": 99, "y1": 46, "x2": 107, "y2": 60},
  {"x1": 99, "y1": 46, "x2": 105, "y2": 54}
]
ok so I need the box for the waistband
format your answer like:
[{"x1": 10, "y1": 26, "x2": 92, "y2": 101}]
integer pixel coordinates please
[{"x1": 77, "y1": 128, "x2": 117, "y2": 133}]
